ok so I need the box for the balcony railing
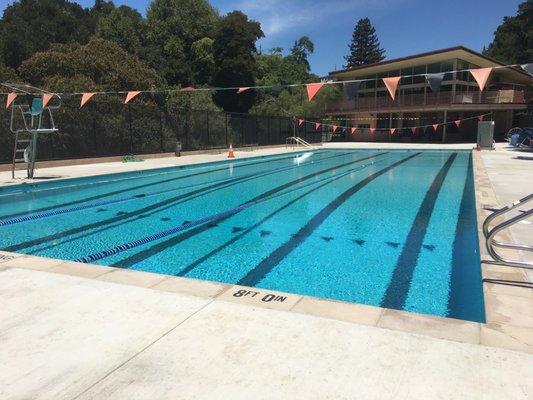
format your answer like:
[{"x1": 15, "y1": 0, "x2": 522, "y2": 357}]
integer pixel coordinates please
[{"x1": 326, "y1": 90, "x2": 526, "y2": 113}]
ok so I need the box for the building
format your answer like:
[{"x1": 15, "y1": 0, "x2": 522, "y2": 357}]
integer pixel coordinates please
[{"x1": 326, "y1": 46, "x2": 532, "y2": 142}]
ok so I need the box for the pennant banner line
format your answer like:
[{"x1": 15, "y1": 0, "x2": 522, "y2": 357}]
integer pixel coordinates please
[
  {"x1": 0, "y1": 63, "x2": 529, "y2": 100},
  {"x1": 292, "y1": 113, "x2": 492, "y2": 133}
]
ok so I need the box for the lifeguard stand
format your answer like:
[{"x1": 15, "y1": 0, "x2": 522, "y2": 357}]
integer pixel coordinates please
[{"x1": 2, "y1": 83, "x2": 61, "y2": 179}]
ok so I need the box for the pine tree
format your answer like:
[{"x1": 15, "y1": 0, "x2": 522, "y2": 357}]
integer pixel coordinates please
[{"x1": 344, "y1": 18, "x2": 385, "y2": 68}]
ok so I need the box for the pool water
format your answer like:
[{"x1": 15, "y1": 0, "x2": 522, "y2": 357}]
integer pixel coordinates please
[{"x1": 0, "y1": 149, "x2": 485, "y2": 322}]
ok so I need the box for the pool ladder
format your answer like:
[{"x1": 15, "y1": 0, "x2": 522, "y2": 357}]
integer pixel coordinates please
[
  {"x1": 286, "y1": 136, "x2": 315, "y2": 150},
  {"x1": 482, "y1": 193, "x2": 533, "y2": 270}
]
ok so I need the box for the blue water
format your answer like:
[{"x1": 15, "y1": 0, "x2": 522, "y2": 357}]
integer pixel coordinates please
[{"x1": 0, "y1": 149, "x2": 485, "y2": 322}]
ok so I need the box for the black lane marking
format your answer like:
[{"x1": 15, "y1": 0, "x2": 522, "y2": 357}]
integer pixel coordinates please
[
  {"x1": 447, "y1": 155, "x2": 485, "y2": 322},
  {"x1": 4, "y1": 151, "x2": 356, "y2": 252},
  {"x1": 5, "y1": 156, "x2": 328, "y2": 253},
  {"x1": 237, "y1": 153, "x2": 420, "y2": 287},
  {"x1": 0, "y1": 150, "x2": 339, "y2": 220},
  {"x1": 173, "y1": 160, "x2": 373, "y2": 277},
  {"x1": 353, "y1": 239, "x2": 365, "y2": 246},
  {"x1": 111, "y1": 152, "x2": 389, "y2": 268},
  {"x1": 380, "y1": 152, "x2": 457, "y2": 310}
]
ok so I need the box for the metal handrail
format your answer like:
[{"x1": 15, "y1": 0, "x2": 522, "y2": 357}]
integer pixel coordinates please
[
  {"x1": 482, "y1": 193, "x2": 533, "y2": 269},
  {"x1": 286, "y1": 136, "x2": 315, "y2": 149}
]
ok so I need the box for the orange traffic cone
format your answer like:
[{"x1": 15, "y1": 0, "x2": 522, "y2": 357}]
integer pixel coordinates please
[{"x1": 227, "y1": 144, "x2": 235, "y2": 158}]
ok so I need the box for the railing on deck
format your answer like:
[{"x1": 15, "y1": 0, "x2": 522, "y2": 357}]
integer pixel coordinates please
[{"x1": 326, "y1": 90, "x2": 526, "y2": 113}]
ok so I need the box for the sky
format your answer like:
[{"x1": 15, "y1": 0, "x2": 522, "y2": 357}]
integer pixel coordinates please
[{"x1": 0, "y1": 0, "x2": 523, "y2": 76}]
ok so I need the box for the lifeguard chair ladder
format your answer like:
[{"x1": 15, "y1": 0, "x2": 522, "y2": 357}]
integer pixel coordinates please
[{"x1": 2, "y1": 83, "x2": 61, "y2": 179}]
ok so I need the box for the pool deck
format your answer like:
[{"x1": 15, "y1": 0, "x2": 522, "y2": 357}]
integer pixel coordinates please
[{"x1": 0, "y1": 142, "x2": 532, "y2": 399}]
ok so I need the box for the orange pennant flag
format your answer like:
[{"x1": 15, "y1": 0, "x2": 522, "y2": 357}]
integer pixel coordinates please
[
  {"x1": 370, "y1": 128, "x2": 376, "y2": 134},
  {"x1": 80, "y1": 93, "x2": 96, "y2": 108},
  {"x1": 181, "y1": 86, "x2": 195, "y2": 91},
  {"x1": 433, "y1": 124, "x2": 439, "y2": 131},
  {"x1": 298, "y1": 119, "x2": 304, "y2": 126},
  {"x1": 332, "y1": 125, "x2": 338, "y2": 133},
  {"x1": 390, "y1": 128, "x2": 396, "y2": 135},
  {"x1": 6, "y1": 92, "x2": 17, "y2": 108},
  {"x1": 306, "y1": 83, "x2": 324, "y2": 101},
  {"x1": 411, "y1": 127, "x2": 417, "y2": 134},
  {"x1": 237, "y1": 87, "x2": 251, "y2": 94},
  {"x1": 315, "y1": 122, "x2": 321, "y2": 130},
  {"x1": 478, "y1": 115, "x2": 484, "y2": 122},
  {"x1": 42, "y1": 93, "x2": 54, "y2": 108},
  {"x1": 383, "y1": 76, "x2": 401, "y2": 100},
  {"x1": 351, "y1": 127, "x2": 357, "y2": 134},
  {"x1": 125, "y1": 91, "x2": 141, "y2": 104},
  {"x1": 454, "y1": 120, "x2": 461, "y2": 128},
  {"x1": 469, "y1": 68, "x2": 492, "y2": 91}
]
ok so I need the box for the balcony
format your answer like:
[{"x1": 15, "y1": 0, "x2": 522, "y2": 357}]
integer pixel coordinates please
[{"x1": 326, "y1": 89, "x2": 527, "y2": 114}]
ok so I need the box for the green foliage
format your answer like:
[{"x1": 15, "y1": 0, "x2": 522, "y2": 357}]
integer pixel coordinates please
[
  {"x1": 0, "y1": 0, "x2": 95, "y2": 69},
  {"x1": 146, "y1": 0, "x2": 219, "y2": 85},
  {"x1": 288, "y1": 36, "x2": 314, "y2": 72},
  {"x1": 190, "y1": 37, "x2": 215, "y2": 84},
  {"x1": 344, "y1": 18, "x2": 385, "y2": 68},
  {"x1": 484, "y1": 1, "x2": 532, "y2": 64},
  {"x1": 96, "y1": 5, "x2": 148, "y2": 57},
  {"x1": 18, "y1": 37, "x2": 163, "y2": 92},
  {"x1": 212, "y1": 11, "x2": 264, "y2": 113},
  {"x1": 166, "y1": 86, "x2": 221, "y2": 112},
  {"x1": 0, "y1": 62, "x2": 18, "y2": 82}
]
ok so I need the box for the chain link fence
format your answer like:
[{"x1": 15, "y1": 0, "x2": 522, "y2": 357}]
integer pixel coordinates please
[{"x1": 0, "y1": 98, "x2": 325, "y2": 163}]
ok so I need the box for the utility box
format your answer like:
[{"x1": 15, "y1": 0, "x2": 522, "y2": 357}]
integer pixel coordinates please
[{"x1": 477, "y1": 121, "x2": 495, "y2": 150}]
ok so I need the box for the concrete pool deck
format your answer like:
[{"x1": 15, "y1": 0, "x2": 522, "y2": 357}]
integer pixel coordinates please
[{"x1": 0, "y1": 142, "x2": 532, "y2": 399}]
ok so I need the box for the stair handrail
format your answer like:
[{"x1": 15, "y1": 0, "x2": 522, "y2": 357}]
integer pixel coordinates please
[
  {"x1": 286, "y1": 136, "x2": 314, "y2": 149},
  {"x1": 483, "y1": 193, "x2": 533, "y2": 269}
]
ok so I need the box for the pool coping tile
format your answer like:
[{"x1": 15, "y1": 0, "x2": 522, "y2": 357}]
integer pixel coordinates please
[{"x1": 1, "y1": 148, "x2": 531, "y2": 355}]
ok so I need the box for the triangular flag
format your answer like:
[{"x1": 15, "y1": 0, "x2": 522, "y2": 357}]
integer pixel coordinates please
[
  {"x1": 520, "y1": 63, "x2": 533, "y2": 77},
  {"x1": 410, "y1": 127, "x2": 417, "y2": 134},
  {"x1": 454, "y1": 120, "x2": 461, "y2": 128},
  {"x1": 383, "y1": 76, "x2": 401, "y2": 100},
  {"x1": 181, "y1": 86, "x2": 195, "y2": 91},
  {"x1": 306, "y1": 83, "x2": 324, "y2": 101},
  {"x1": 370, "y1": 127, "x2": 376, "y2": 134},
  {"x1": 42, "y1": 93, "x2": 54, "y2": 108},
  {"x1": 351, "y1": 127, "x2": 357, "y2": 134},
  {"x1": 425, "y1": 73, "x2": 445, "y2": 93},
  {"x1": 125, "y1": 91, "x2": 141, "y2": 104},
  {"x1": 390, "y1": 128, "x2": 396, "y2": 135},
  {"x1": 315, "y1": 122, "x2": 321, "y2": 130},
  {"x1": 343, "y1": 81, "x2": 361, "y2": 99},
  {"x1": 237, "y1": 87, "x2": 251, "y2": 94},
  {"x1": 433, "y1": 124, "x2": 439, "y2": 131},
  {"x1": 478, "y1": 115, "x2": 484, "y2": 122},
  {"x1": 6, "y1": 92, "x2": 17, "y2": 108},
  {"x1": 298, "y1": 119, "x2": 304, "y2": 126},
  {"x1": 469, "y1": 68, "x2": 492, "y2": 91},
  {"x1": 80, "y1": 92, "x2": 95, "y2": 108},
  {"x1": 332, "y1": 125, "x2": 338, "y2": 133}
]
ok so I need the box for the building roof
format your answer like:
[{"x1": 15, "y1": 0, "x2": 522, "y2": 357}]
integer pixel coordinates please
[{"x1": 329, "y1": 46, "x2": 531, "y2": 84}]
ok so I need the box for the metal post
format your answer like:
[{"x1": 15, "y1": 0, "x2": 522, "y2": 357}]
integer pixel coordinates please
[
  {"x1": 128, "y1": 105, "x2": 133, "y2": 154},
  {"x1": 225, "y1": 112, "x2": 229, "y2": 147},
  {"x1": 159, "y1": 111, "x2": 163, "y2": 151},
  {"x1": 206, "y1": 110, "x2": 210, "y2": 148},
  {"x1": 442, "y1": 110, "x2": 448, "y2": 143}
]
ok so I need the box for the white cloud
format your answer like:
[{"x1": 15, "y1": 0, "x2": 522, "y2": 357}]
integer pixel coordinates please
[{"x1": 226, "y1": 0, "x2": 399, "y2": 36}]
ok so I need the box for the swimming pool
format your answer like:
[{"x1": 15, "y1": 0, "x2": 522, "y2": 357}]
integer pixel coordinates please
[{"x1": 0, "y1": 149, "x2": 485, "y2": 322}]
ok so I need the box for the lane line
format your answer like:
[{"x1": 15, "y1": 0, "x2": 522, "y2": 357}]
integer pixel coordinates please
[
  {"x1": 380, "y1": 153, "x2": 457, "y2": 310},
  {"x1": 237, "y1": 153, "x2": 420, "y2": 287}
]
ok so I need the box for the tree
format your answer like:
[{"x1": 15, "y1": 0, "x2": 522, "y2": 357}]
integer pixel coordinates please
[
  {"x1": 18, "y1": 37, "x2": 163, "y2": 92},
  {"x1": 146, "y1": 0, "x2": 219, "y2": 85},
  {"x1": 190, "y1": 37, "x2": 215, "y2": 84},
  {"x1": 212, "y1": 11, "x2": 264, "y2": 113},
  {"x1": 484, "y1": 1, "x2": 532, "y2": 64},
  {"x1": 344, "y1": 18, "x2": 385, "y2": 68},
  {"x1": 289, "y1": 36, "x2": 314, "y2": 72},
  {"x1": 0, "y1": 0, "x2": 95, "y2": 69},
  {"x1": 0, "y1": 62, "x2": 18, "y2": 82},
  {"x1": 96, "y1": 5, "x2": 148, "y2": 57}
]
